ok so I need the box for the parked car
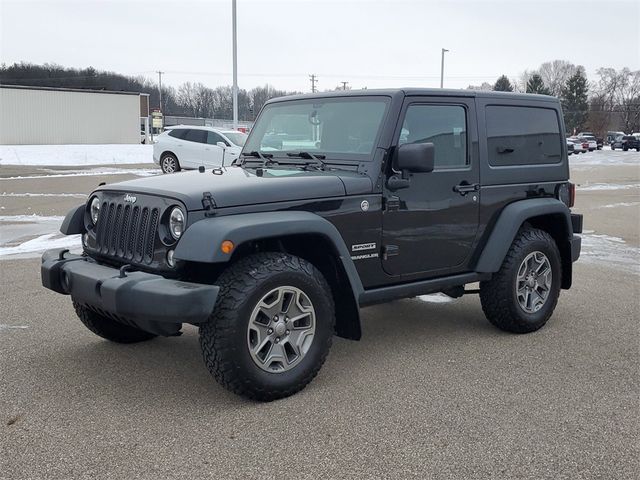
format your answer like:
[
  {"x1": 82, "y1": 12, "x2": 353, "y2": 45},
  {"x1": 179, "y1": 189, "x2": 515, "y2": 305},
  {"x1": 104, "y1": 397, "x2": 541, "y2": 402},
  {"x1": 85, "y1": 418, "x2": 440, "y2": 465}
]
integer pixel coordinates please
[
  {"x1": 43, "y1": 89, "x2": 582, "y2": 401},
  {"x1": 153, "y1": 126, "x2": 248, "y2": 173},
  {"x1": 606, "y1": 131, "x2": 625, "y2": 145},
  {"x1": 581, "y1": 136, "x2": 598, "y2": 151},
  {"x1": 610, "y1": 135, "x2": 640, "y2": 151},
  {"x1": 566, "y1": 139, "x2": 575, "y2": 155},
  {"x1": 568, "y1": 138, "x2": 587, "y2": 154}
]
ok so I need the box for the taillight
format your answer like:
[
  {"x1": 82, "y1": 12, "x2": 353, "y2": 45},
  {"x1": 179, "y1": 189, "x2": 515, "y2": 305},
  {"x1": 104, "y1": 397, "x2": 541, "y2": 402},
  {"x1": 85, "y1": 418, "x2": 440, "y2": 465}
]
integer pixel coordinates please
[
  {"x1": 568, "y1": 182, "x2": 575, "y2": 207},
  {"x1": 557, "y1": 182, "x2": 575, "y2": 208}
]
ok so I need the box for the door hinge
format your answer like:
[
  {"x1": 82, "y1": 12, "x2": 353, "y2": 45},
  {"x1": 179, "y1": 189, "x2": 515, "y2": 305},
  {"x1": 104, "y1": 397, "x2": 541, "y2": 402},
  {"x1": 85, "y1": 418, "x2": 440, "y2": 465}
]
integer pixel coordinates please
[
  {"x1": 382, "y1": 245, "x2": 399, "y2": 260},
  {"x1": 384, "y1": 196, "x2": 401, "y2": 212}
]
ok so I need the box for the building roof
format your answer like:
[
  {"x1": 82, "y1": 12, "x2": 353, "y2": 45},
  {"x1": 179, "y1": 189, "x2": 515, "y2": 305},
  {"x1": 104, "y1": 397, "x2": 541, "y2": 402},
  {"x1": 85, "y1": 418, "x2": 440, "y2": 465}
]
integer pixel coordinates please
[{"x1": 0, "y1": 84, "x2": 143, "y2": 96}]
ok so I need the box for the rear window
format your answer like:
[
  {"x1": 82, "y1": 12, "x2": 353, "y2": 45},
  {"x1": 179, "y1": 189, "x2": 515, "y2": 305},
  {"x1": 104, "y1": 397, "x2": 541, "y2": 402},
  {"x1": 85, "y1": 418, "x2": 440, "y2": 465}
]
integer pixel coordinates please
[{"x1": 486, "y1": 106, "x2": 562, "y2": 166}]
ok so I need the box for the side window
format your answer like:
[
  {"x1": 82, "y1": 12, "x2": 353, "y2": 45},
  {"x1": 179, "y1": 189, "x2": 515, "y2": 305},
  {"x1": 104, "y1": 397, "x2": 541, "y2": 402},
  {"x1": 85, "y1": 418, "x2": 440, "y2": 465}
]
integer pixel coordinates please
[
  {"x1": 183, "y1": 129, "x2": 207, "y2": 144},
  {"x1": 168, "y1": 129, "x2": 187, "y2": 139},
  {"x1": 399, "y1": 105, "x2": 468, "y2": 169},
  {"x1": 485, "y1": 106, "x2": 561, "y2": 166},
  {"x1": 207, "y1": 131, "x2": 227, "y2": 145}
]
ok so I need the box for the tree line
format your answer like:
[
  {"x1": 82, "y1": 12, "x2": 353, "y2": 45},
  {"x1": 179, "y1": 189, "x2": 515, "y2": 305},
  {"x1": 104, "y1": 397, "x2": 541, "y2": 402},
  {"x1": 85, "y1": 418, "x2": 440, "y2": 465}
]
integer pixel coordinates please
[
  {"x1": 0, "y1": 62, "x2": 299, "y2": 121},
  {"x1": 472, "y1": 60, "x2": 640, "y2": 135},
  {"x1": 2, "y1": 61, "x2": 638, "y2": 135}
]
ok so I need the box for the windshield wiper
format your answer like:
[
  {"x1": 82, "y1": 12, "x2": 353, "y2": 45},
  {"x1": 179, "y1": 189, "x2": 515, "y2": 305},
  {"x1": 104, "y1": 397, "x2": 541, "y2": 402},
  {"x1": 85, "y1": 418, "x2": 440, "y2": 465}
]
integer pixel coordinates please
[
  {"x1": 239, "y1": 151, "x2": 276, "y2": 167},
  {"x1": 286, "y1": 152, "x2": 327, "y2": 170}
]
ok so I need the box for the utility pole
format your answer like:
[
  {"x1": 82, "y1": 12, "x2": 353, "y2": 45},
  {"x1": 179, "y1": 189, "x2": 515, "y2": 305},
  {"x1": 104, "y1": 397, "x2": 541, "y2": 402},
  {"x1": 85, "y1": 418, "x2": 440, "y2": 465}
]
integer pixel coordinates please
[
  {"x1": 232, "y1": 0, "x2": 238, "y2": 129},
  {"x1": 440, "y1": 48, "x2": 449, "y2": 88},
  {"x1": 156, "y1": 71, "x2": 164, "y2": 111},
  {"x1": 340, "y1": 81, "x2": 349, "y2": 90},
  {"x1": 309, "y1": 74, "x2": 317, "y2": 93}
]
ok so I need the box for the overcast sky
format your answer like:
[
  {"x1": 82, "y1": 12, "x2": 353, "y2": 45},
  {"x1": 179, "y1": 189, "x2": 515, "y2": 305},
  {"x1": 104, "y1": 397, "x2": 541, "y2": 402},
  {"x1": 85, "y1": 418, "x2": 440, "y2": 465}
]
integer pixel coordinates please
[{"x1": 1, "y1": 0, "x2": 638, "y2": 92}]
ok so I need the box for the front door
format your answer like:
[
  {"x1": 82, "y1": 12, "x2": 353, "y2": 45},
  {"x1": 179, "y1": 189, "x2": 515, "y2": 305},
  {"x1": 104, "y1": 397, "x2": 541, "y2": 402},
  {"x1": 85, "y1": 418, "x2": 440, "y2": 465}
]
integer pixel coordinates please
[{"x1": 382, "y1": 98, "x2": 480, "y2": 277}]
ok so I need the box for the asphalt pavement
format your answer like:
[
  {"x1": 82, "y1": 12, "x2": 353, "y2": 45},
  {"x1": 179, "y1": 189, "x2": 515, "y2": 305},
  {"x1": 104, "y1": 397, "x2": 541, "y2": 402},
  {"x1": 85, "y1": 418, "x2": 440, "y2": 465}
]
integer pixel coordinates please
[{"x1": 1, "y1": 158, "x2": 638, "y2": 479}]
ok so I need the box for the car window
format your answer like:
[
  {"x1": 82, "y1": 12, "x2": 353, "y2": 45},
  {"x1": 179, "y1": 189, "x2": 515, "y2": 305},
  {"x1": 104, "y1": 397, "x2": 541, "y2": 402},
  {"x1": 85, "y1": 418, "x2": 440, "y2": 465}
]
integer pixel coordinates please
[
  {"x1": 168, "y1": 129, "x2": 188, "y2": 139},
  {"x1": 399, "y1": 104, "x2": 468, "y2": 169},
  {"x1": 207, "y1": 131, "x2": 227, "y2": 145},
  {"x1": 486, "y1": 106, "x2": 562, "y2": 166},
  {"x1": 183, "y1": 129, "x2": 207, "y2": 144}
]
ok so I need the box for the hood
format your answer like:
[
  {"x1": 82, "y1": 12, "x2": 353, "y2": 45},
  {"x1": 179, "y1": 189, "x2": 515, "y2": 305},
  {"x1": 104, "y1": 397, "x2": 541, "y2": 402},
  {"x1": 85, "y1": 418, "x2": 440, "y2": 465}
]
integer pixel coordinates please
[{"x1": 96, "y1": 166, "x2": 372, "y2": 210}]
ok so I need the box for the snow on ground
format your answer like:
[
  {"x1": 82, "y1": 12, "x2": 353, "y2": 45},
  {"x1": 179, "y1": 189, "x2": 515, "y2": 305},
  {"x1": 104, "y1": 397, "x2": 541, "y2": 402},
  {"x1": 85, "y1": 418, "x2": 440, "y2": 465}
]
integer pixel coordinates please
[
  {"x1": 0, "y1": 144, "x2": 153, "y2": 166},
  {"x1": 417, "y1": 293, "x2": 457, "y2": 304},
  {"x1": 578, "y1": 183, "x2": 640, "y2": 191},
  {"x1": 580, "y1": 231, "x2": 640, "y2": 275},
  {"x1": 0, "y1": 167, "x2": 158, "y2": 181},
  {"x1": 0, "y1": 214, "x2": 81, "y2": 260},
  {"x1": 569, "y1": 147, "x2": 640, "y2": 169}
]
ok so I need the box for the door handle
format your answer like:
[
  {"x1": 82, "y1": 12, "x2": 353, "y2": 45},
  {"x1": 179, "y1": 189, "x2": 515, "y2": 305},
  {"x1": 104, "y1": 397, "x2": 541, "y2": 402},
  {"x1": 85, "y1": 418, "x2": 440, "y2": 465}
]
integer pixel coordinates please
[{"x1": 453, "y1": 182, "x2": 479, "y2": 195}]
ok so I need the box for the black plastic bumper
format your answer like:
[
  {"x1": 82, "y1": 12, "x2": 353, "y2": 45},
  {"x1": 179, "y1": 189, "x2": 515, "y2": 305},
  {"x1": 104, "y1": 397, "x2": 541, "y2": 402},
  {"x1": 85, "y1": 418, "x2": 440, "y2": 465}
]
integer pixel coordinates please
[{"x1": 41, "y1": 249, "x2": 219, "y2": 329}]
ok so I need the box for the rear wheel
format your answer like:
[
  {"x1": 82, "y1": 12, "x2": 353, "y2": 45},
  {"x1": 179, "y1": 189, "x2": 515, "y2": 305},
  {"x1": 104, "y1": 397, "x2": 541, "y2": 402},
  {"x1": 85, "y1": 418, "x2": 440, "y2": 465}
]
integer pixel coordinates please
[
  {"x1": 73, "y1": 301, "x2": 157, "y2": 343},
  {"x1": 199, "y1": 253, "x2": 335, "y2": 401},
  {"x1": 611, "y1": 145, "x2": 615, "y2": 150},
  {"x1": 160, "y1": 153, "x2": 180, "y2": 173},
  {"x1": 480, "y1": 227, "x2": 561, "y2": 334}
]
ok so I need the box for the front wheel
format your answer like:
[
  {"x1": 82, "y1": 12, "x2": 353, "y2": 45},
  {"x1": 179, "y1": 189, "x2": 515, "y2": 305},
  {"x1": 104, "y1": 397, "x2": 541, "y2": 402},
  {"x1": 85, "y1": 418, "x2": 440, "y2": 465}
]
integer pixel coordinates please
[
  {"x1": 199, "y1": 253, "x2": 335, "y2": 401},
  {"x1": 160, "y1": 153, "x2": 180, "y2": 173},
  {"x1": 611, "y1": 145, "x2": 615, "y2": 150},
  {"x1": 480, "y1": 227, "x2": 561, "y2": 334}
]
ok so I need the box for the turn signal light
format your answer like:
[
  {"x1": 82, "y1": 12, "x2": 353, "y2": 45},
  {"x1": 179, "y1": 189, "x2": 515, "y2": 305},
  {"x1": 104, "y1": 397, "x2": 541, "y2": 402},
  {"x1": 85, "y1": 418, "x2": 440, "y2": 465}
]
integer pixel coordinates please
[{"x1": 221, "y1": 240, "x2": 235, "y2": 254}]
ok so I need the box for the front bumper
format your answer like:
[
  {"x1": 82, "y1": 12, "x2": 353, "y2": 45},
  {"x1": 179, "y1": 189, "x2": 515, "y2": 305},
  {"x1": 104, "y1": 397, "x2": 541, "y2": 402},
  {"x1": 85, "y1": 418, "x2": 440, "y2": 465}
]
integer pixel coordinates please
[{"x1": 41, "y1": 249, "x2": 218, "y2": 334}]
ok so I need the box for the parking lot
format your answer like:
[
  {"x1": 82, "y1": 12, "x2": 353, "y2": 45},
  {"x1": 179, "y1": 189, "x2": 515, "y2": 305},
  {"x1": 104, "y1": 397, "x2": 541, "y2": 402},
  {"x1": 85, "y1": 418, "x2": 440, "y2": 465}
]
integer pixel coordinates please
[{"x1": 1, "y1": 149, "x2": 638, "y2": 479}]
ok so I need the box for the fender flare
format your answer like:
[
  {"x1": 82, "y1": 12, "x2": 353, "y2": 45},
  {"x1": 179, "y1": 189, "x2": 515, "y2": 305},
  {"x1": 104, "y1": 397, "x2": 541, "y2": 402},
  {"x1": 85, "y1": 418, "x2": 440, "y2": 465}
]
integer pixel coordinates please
[
  {"x1": 60, "y1": 204, "x2": 86, "y2": 235},
  {"x1": 474, "y1": 198, "x2": 572, "y2": 273},
  {"x1": 174, "y1": 211, "x2": 365, "y2": 338}
]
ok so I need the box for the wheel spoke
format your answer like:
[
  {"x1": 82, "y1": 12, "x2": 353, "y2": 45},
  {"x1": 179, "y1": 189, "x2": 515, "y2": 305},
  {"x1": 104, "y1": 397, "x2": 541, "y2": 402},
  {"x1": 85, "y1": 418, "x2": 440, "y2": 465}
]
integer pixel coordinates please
[{"x1": 515, "y1": 251, "x2": 553, "y2": 314}]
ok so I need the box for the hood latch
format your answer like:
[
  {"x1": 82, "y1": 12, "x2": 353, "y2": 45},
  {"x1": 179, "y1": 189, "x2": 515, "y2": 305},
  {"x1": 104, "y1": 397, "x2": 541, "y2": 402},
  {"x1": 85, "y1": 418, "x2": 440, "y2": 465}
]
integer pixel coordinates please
[{"x1": 202, "y1": 191, "x2": 217, "y2": 217}]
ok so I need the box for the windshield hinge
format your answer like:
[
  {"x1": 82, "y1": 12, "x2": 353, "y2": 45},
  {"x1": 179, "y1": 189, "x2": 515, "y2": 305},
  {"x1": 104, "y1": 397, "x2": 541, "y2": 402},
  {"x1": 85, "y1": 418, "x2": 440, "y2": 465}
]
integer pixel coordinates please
[{"x1": 202, "y1": 192, "x2": 216, "y2": 217}]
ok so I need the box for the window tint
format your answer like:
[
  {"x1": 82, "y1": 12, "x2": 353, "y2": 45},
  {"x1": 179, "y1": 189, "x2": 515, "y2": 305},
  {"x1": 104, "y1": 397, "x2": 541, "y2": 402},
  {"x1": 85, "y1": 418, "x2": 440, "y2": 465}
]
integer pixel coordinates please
[
  {"x1": 168, "y1": 129, "x2": 187, "y2": 139},
  {"x1": 486, "y1": 106, "x2": 562, "y2": 166},
  {"x1": 207, "y1": 131, "x2": 227, "y2": 145},
  {"x1": 399, "y1": 105, "x2": 467, "y2": 169},
  {"x1": 183, "y1": 129, "x2": 207, "y2": 144}
]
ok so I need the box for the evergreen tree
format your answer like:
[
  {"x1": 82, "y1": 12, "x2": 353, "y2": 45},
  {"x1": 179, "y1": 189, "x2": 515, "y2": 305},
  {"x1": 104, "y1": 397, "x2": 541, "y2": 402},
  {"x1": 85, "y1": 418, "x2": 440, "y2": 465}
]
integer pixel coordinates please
[
  {"x1": 493, "y1": 75, "x2": 513, "y2": 92},
  {"x1": 526, "y1": 74, "x2": 551, "y2": 95},
  {"x1": 560, "y1": 69, "x2": 589, "y2": 134}
]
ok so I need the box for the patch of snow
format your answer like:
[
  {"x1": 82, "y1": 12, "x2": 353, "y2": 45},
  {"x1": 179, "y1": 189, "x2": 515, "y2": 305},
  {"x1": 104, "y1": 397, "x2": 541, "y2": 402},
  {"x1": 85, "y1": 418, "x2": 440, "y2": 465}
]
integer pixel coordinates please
[
  {"x1": 0, "y1": 144, "x2": 153, "y2": 166},
  {"x1": 0, "y1": 232, "x2": 81, "y2": 259},
  {"x1": 0, "y1": 214, "x2": 64, "y2": 223},
  {"x1": 578, "y1": 183, "x2": 640, "y2": 191},
  {"x1": 596, "y1": 202, "x2": 640, "y2": 209},
  {"x1": 417, "y1": 293, "x2": 456, "y2": 304},
  {"x1": 1, "y1": 192, "x2": 86, "y2": 198},
  {"x1": 0, "y1": 324, "x2": 29, "y2": 331},
  {"x1": 0, "y1": 167, "x2": 158, "y2": 181},
  {"x1": 580, "y1": 232, "x2": 640, "y2": 275},
  {"x1": 569, "y1": 149, "x2": 640, "y2": 168}
]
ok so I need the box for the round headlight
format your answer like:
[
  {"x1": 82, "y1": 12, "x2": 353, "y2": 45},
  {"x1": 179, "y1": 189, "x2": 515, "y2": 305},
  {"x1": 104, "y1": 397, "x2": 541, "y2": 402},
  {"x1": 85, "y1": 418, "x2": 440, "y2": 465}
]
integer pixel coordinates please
[
  {"x1": 90, "y1": 197, "x2": 101, "y2": 224},
  {"x1": 169, "y1": 207, "x2": 185, "y2": 239}
]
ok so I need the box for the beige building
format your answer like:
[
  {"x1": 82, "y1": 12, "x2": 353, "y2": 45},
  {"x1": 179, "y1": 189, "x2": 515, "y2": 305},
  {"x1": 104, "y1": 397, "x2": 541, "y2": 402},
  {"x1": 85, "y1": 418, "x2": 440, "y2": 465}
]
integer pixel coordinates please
[{"x1": 0, "y1": 85, "x2": 148, "y2": 145}]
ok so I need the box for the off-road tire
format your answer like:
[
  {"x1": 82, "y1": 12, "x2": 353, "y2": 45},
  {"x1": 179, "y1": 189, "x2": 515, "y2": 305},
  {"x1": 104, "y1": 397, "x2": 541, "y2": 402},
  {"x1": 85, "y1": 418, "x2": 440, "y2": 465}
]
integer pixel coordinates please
[
  {"x1": 73, "y1": 301, "x2": 157, "y2": 343},
  {"x1": 479, "y1": 227, "x2": 562, "y2": 334},
  {"x1": 160, "y1": 153, "x2": 181, "y2": 173},
  {"x1": 199, "y1": 253, "x2": 335, "y2": 401}
]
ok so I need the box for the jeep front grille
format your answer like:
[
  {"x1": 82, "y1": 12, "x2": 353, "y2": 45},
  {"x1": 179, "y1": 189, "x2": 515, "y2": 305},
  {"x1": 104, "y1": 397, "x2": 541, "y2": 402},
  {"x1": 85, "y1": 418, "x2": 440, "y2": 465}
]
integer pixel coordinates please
[{"x1": 94, "y1": 201, "x2": 160, "y2": 265}]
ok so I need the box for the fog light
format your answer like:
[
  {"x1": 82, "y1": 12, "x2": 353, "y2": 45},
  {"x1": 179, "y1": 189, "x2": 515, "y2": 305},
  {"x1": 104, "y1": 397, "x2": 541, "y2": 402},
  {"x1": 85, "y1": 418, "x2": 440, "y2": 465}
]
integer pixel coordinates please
[
  {"x1": 167, "y1": 249, "x2": 176, "y2": 267},
  {"x1": 221, "y1": 240, "x2": 234, "y2": 254}
]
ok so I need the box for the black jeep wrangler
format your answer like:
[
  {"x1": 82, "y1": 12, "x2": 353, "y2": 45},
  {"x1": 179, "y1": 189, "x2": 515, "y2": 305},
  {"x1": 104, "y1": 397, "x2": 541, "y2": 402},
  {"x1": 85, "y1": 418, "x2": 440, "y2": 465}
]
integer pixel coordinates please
[{"x1": 42, "y1": 89, "x2": 582, "y2": 401}]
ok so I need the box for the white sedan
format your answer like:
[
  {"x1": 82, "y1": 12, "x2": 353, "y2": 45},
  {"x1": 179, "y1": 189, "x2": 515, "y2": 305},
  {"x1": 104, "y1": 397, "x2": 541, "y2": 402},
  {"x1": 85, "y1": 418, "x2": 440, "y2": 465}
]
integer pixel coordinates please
[{"x1": 153, "y1": 125, "x2": 248, "y2": 173}]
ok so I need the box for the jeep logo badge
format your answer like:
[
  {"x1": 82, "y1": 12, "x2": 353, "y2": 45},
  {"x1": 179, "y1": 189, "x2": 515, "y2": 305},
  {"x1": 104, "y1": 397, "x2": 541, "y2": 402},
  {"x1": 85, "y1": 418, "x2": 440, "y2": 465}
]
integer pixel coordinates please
[
  {"x1": 123, "y1": 193, "x2": 137, "y2": 204},
  {"x1": 360, "y1": 200, "x2": 370, "y2": 212}
]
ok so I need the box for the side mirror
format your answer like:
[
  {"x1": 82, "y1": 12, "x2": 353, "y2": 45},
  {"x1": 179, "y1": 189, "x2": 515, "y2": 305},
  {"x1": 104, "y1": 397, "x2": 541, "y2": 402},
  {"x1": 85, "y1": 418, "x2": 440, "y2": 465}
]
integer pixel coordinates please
[
  {"x1": 388, "y1": 143, "x2": 434, "y2": 190},
  {"x1": 395, "y1": 142, "x2": 435, "y2": 173},
  {"x1": 216, "y1": 141, "x2": 227, "y2": 150}
]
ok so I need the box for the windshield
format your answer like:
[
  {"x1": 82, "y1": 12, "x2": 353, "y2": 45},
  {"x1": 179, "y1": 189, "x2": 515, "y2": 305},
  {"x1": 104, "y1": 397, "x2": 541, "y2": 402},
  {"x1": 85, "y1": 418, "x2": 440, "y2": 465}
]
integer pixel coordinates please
[
  {"x1": 223, "y1": 131, "x2": 248, "y2": 147},
  {"x1": 243, "y1": 97, "x2": 390, "y2": 159}
]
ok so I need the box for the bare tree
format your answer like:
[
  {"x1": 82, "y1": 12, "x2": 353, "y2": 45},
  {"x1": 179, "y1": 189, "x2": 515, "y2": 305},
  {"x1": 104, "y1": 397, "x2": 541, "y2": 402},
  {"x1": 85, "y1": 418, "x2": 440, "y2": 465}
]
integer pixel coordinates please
[{"x1": 538, "y1": 60, "x2": 578, "y2": 97}]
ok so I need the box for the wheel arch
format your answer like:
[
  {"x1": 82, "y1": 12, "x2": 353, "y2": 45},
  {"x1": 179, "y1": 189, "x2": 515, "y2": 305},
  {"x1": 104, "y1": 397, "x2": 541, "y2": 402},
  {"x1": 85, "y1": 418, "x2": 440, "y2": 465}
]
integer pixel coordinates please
[
  {"x1": 174, "y1": 211, "x2": 364, "y2": 340},
  {"x1": 475, "y1": 198, "x2": 574, "y2": 289}
]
